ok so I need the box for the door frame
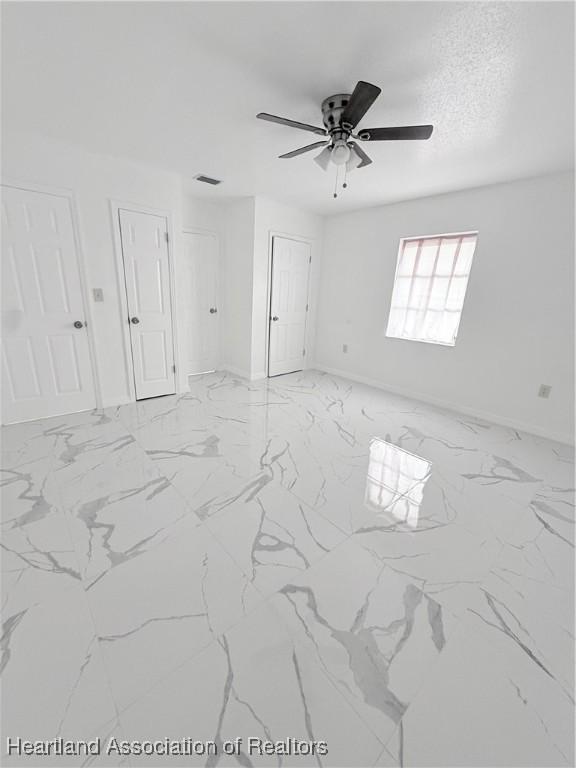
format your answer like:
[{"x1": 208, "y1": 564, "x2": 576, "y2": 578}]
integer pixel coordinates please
[
  {"x1": 182, "y1": 227, "x2": 221, "y2": 376},
  {"x1": 265, "y1": 231, "x2": 313, "y2": 378},
  {"x1": 1, "y1": 177, "x2": 103, "y2": 413},
  {"x1": 109, "y1": 199, "x2": 180, "y2": 402}
]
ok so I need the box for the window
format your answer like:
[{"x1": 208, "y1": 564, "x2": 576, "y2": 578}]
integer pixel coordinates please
[{"x1": 386, "y1": 232, "x2": 478, "y2": 346}]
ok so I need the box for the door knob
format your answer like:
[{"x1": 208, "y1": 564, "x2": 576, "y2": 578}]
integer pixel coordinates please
[
  {"x1": 209, "y1": 307, "x2": 217, "y2": 314},
  {"x1": 130, "y1": 316, "x2": 140, "y2": 324},
  {"x1": 272, "y1": 316, "x2": 279, "y2": 322},
  {"x1": 73, "y1": 321, "x2": 84, "y2": 329}
]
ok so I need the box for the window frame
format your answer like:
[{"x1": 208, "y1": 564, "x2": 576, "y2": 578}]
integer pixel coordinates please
[{"x1": 386, "y1": 230, "x2": 478, "y2": 347}]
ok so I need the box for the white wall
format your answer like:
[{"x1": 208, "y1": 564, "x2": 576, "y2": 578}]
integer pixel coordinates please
[
  {"x1": 5, "y1": 130, "x2": 571, "y2": 441},
  {"x1": 2, "y1": 130, "x2": 188, "y2": 407},
  {"x1": 182, "y1": 194, "x2": 224, "y2": 236},
  {"x1": 315, "y1": 172, "x2": 574, "y2": 443},
  {"x1": 215, "y1": 195, "x2": 323, "y2": 380},
  {"x1": 252, "y1": 197, "x2": 324, "y2": 379}
]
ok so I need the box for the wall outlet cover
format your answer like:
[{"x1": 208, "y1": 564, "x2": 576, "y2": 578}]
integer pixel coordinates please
[{"x1": 93, "y1": 288, "x2": 104, "y2": 302}]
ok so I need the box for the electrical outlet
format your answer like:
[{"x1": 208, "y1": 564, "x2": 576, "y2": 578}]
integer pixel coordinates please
[
  {"x1": 342, "y1": 344, "x2": 348, "y2": 353},
  {"x1": 93, "y1": 288, "x2": 104, "y2": 302},
  {"x1": 538, "y1": 384, "x2": 552, "y2": 399}
]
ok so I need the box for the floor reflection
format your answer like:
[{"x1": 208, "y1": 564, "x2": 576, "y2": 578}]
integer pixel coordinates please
[{"x1": 365, "y1": 438, "x2": 432, "y2": 528}]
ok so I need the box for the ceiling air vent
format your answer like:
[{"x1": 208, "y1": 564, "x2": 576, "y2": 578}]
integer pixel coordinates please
[{"x1": 194, "y1": 174, "x2": 222, "y2": 186}]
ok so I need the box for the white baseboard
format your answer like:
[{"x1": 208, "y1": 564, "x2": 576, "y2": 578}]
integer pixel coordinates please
[
  {"x1": 313, "y1": 363, "x2": 573, "y2": 446},
  {"x1": 101, "y1": 394, "x2": 133, "y2": 410},
  {"x1": 219, "y1": 365, "x2": 268, "y2": 382},
  {"x1": 220, "y1": 363, "x2": 251, "y2": 380}
]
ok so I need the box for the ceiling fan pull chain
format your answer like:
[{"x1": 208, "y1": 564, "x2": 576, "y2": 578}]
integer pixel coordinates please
[
  {"x1": 343, "y1": 165, "x2": 348, "y2": 190},
  {"x1": 333, "y1": 164, "x2": 339, "y2": 198}
]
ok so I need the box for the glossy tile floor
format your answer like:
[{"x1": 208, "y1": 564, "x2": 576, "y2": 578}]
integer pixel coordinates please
[{"x1": 1, "y1": 370, "x2": 574, "y2": 767}]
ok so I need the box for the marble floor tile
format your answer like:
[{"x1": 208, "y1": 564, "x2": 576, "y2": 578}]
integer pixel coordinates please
[
  {"x1": 118, "y1": 601, "x2": 384, "y2": 766},
  {"x1": 1, "y1": 582, "x2": 118, "y2": 767},
  {"x1": 486, "y1": 428, "x2": 574, "y2": 488},
  {"x1": 1, "y1": 456, "x2": 62, "y2": 529},
  {"x1": 434, "y1": 504, "x2": 575, "y2": 700},
  {"x1": 60, "y1": 453, "x2": 200, "y2": 586},
  {"x1": 148, "y1": 452, "x2": 263, "y2": 521},
  {"x1": 207, "y1": 480, "x2": 346, "y2": 599},
  {"x1": 1, "y1": 369, "x2": 573, "y2": 768},
  {"x1": 50, "y1": 419, "x2": 148, "y2": 510},
  {"x1": 1, "y1": 449, "x2": 80, "y2": 613},
  {"x1": 351, "y1": 503, "x2": 503, "y2": 596},
  {"x1": 385, "y1": 622, "x2": 574, "y2": 767},
  {"x1": 272, "y1": 536, "x2": 459, "y2": 745},
  {"x1": 86, "y1": 517, "x2": 263, "y2": 710},
  {"x1": 2, "y1": 508, "x2": 81, "y2": 614},
  {"x1": 530, "y1": 478, "x2": 575, "y2": 544},
  {"x1": 1, "y1": 412, "x2": 65, "y2": 468},
  {"x1": 373, "y1": 746, "x2": 399, "y2": 767},
  {"x1": 223, "y1": 424, "x2": 373, "y2": 531},
  {"x1": 393, "y1": 429, "x2": 543, "y2": 505}
]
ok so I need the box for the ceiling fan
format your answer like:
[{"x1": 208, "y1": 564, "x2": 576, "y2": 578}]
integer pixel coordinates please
[{"x1": 257, "y1": 81, "x2": 433, "y2": 194}]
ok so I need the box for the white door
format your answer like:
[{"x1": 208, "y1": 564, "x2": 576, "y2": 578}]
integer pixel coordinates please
[
  {"x1": 183, "y1": 232, "x2": 219, "y2": 375},
  {"x1": 268, "y1": 236, "x2": 311, "y2": 377},
  {"x1": 1, "y1": 185, "x2": 96, "y2": 424},
  {"x1": 119, "y1": 209, "x2": 176, "y2": 400}
]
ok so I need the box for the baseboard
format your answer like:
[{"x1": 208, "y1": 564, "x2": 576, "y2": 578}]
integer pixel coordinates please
[
  {"x1": 220, "y1": 363, "x2": 251, "y2": 380},
  {"x1": 219, "y1": 365, "x2": 268, "y2": 382},
  {"x1": 101, "y1": 394, "x2": 133, "y2": 410},
  {"x1": 313, "y1": 363, "x2": 574, "y2": 446}
]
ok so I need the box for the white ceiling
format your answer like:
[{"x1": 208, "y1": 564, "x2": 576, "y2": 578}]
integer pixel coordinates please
[{"x1": 2, "y1": 1, "x2": 574, "y2": 214}]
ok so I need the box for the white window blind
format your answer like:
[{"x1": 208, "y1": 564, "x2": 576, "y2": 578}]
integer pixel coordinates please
[{"x1": 386, "y1": 232, "x2": 478, "y2": 346}]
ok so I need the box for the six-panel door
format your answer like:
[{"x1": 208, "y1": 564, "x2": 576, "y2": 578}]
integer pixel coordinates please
[
  {"x1": 268, "y1": 236, "x2": 311, "y2": 377},
  {"x1": 1, "y1": 185, "x2": 96, "y2": 424},
  {"x1": 119, "y1": 209, "x2": 176, "y2": 399},
  {"x1": 183, "y1": 231, "x2": 220, "y2": 375}
]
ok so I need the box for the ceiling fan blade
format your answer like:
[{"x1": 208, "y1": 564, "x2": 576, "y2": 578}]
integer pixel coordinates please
[
  {"x1": 348, "y1": 141, "x2": 372, "y2": 168},
  {"x1": 314, "y1": 146, "x2": 332, "y2": 171},
  {"x1": 257, "y1": 112, "x2": 326, "y2": 136},
  {"x1": 340, "y1": 81, "x2": 382, "y2": 129},
  {"x1": 279, "y1": 141, "x2": 329, "y2": 159},
  {"x1": 357, "y1": 125, "x2": 434, "y2": 141}
]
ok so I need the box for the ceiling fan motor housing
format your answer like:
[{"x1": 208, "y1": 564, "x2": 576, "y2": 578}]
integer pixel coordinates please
[{"x1": 321, "y1": 94, "x2": 352, "y2": 135}]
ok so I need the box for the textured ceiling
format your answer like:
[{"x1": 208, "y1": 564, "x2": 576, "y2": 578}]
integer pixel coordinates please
[{"x1": 2, "y1": 1, "x2": 574, "y2": 214}]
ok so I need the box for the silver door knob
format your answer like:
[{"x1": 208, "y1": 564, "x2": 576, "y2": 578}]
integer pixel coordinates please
[
  {"x1": 73, "y1": 321, "x2": 84, "y2": 329},
  {"x1": 209, "y1": 307, "x2": 217, "y2": 314},
  {"x1": 130, "y1": 317, "x2": 140, "y2": 324},
  {"x1": 272, "y1": 316, "x2": 279, "y2": 322}
]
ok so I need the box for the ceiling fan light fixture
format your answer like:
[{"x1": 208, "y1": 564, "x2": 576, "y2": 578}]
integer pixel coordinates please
[
  {"x1": 314, "y1": 146, "x2": 332, "y2": 171},
  {"x1": 346, "y1": 146, "x2": 363, "y2": 172},
  {"x1": 331, "y1": 141, "x2": 351, "y2": 166}
]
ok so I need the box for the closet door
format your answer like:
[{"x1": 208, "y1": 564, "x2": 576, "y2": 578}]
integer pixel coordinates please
[
  {"x1": 183, "y1": 231, "x2": 219, "y2": 375},
  {"x1": 119, "y1": 209, "x2": 176, "y2": 399},
  {"x1": 268, "y1": 236, "x2": 311, "y2": 377},
  {"x1": 1, "y1": 185, "x2": 96, "y2": 424}
]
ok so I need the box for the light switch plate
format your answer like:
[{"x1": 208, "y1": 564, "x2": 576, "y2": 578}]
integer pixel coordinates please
[
  {"x1": 538, "y1": 384, "x2": 552, "y2": 399},
  {"x1": 93, "y1": 288, "x2": 104, "y2": 302}
]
